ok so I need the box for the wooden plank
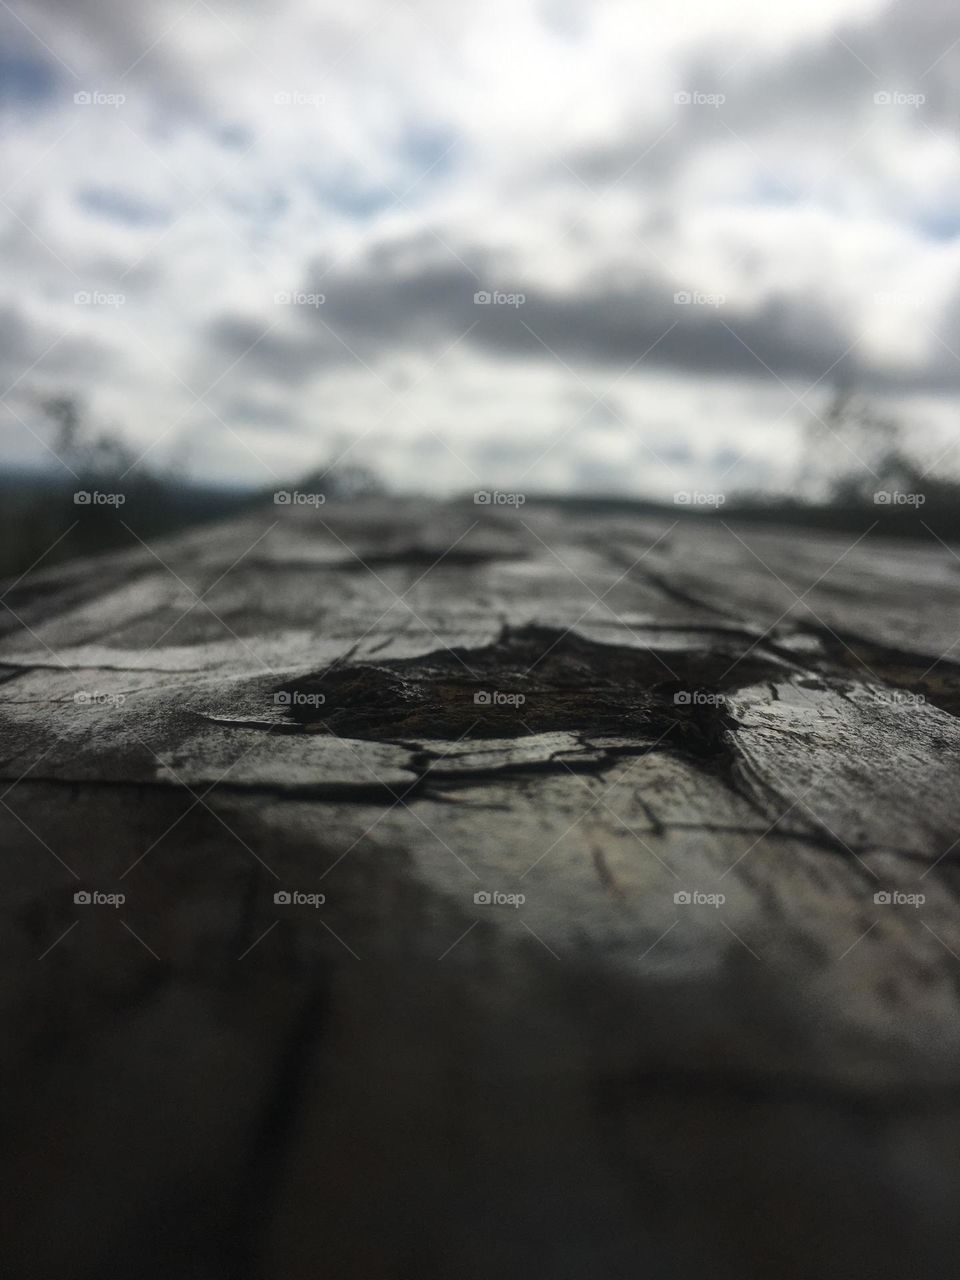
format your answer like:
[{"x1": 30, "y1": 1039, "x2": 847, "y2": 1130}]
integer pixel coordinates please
[{"x1": 2, "y1": 498, "x2": 960, "y2": 1277}]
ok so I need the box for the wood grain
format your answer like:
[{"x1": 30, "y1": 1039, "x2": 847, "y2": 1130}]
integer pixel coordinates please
[{"x1": 2, "y1": 499, "x2": 959, "y2": 1278}]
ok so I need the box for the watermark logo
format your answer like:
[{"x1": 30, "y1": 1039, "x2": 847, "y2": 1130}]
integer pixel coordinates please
[
  {"x1": 873, "y1": 491, "x2": 925, "y2": 506},
  {"x1": 474, "y1": 289, "x2": 526, "y2": 307},
  {"x1": 874, "y1": 890, "x2": 925, "y2": 907},
  {"x1": 274, "y1": 290, "x2": 325, "y2": 307},
  {"x1": 274, "y1": 690, "x2": 326, "y2": 708},
  {"x1": 74, "y1": 889, "x2": 126, "y2": 907},
  {"x1": 871, "y1": 690, "x2": 925, "y2": 708},
  {"x1": 74, "y1": 490, "x2": 125, "y2": 506},
  {"x1": 274, "y1": 90, "x2": 325, "y2": 107},
  {"x1": 274, "y1": 490, "x2": 325, "y2": 506},
  {"x1": 674, "y1": 690, "x2": 724, "y2": 707},
  {"x1": 74, "y1": 290, "x2": 125, "y2": 308},
  {"x1": 74, "y1": 90, "x2": 126, "y2": 108},
  {"x1": 673, "y1": 490, "x2": 725, "y2": 506},
  {"x1": 673, "y1": 290, "x2": 725, "y2": 307},
  {"x1": 474, "y1": 889, "x2": 525, "y2": 908},
  {"x1": 474, "y1": 490, "x2": 525, "y2": 506},
  {"x1": 274, "y1": 889, "x2": 326, "y2": 907},
  {"x1": 674, "y1": 90, "x2": 725, "y2": 107},
  {"x1": 474, "y1": 690, "x2": 526, "y2": 707},
  {"x1": 73, "y1": 690, "x2": 126, "y2": 707},
  {"x1": 674, "y1": 889, "x2": 725, "y2": 907},
  {"x1": 874, "y1": 91, "x2": 925, "y2": 107}
]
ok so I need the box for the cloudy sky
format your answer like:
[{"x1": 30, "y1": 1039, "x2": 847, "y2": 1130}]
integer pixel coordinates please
[{"x1": 2, "y1": 0, "x2": 960, "y2": 497}]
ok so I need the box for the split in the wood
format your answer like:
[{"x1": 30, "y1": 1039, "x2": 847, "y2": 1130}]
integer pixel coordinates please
[{"x1": 269, "y1": 624, "x2": 778, "y2": 752}]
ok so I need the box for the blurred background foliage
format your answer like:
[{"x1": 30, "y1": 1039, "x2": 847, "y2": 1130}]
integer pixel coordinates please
[{"x1": 2, "y1": 386, "x2": 957, "y2": 579}]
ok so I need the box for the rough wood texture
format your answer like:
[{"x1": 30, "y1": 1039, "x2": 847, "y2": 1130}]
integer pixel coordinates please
[{"x1": 2, "y1": 498, "x2": 960, "y2": 1278}]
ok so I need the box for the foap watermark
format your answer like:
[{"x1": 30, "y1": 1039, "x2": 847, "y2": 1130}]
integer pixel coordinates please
[
  {"x1": 274, "y1": 90, "x2": 325, "y2": 108},
  {"x1": 874, "y1": 91, "x2": 925, "y2": 108},
  {"x1": 74, "y1": 889, "x2": 126, "y2": 907},
  {"x1": 871, "y1": 689, "x2": 926, "y2": 708},
  {"x1": 274, "y1": 490, "x2": 325, "y2": 506},
  {"x1": 874, "y1": 491, "x2": 925, "y2": 506},
  {"x1": 674, "y1": 290, "x2": 725, "y2": 307},
  {"x1": 674, "y1": 690, "x2": 725, "y2": 707},
  {"x1": 274, "y1": 690, "x2": 326, "y2": 708},
  {"x1": 474, "y1": 289, "x2": 525, "y2": 307},
  {"x1": 474, "y1": 890, "x2": 525, "y2": 908},
  {"x1": 274, "y1": 889, "x2": 326, "y2": 907},
  {"x1": 74, "y1": 90, "x2": 126, "y2": 108},
  {"x1": 474, "y1": 489, "x2": 525, "y2": 506},
  {"x1": 74, "y1": 290, "x2": 125, "y2": 308},
  {"x1": 274, "y1": 290, "x2": 325, "y2": 307},
  {"x1": 673, "y1": 490, "x2": 725, "y2": 506},
  {"x1": 674, "y1": 90, "x2": 725, "y2": 107},
  {"x1": 674, "y1": 889, "x2": 726, "y2": 908},
  {"x1": 74, "y1": 490, "x2": 125, "y2": 506},
  {"x1": 74, "y1": 690, "x2": 126, "y2": 707},
  {"x1": 874, "y1": 890, "x2": 925, "y2": 908},
  {"x1": 474, "y1": 690, "x2": 525, "y2": 708}
]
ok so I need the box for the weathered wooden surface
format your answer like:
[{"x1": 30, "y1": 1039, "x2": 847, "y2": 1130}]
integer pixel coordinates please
[{"x1": 2, "y1": 498, "x2": 960, "y2": 1278}]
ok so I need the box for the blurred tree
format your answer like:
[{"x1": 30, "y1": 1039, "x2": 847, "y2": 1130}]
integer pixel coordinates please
[
  {"x1": 800, "y1": 384, "x2": 920, "y2": 503},
  {"x1": 41, "y1": 394, "x2": 140, "y2": 480},
  {"x1": 299, "y1": 460, "x2": 384, "y2": 499},
  {"x1": 42, "y1": 394, "x2": 83, "y2": 458}
]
